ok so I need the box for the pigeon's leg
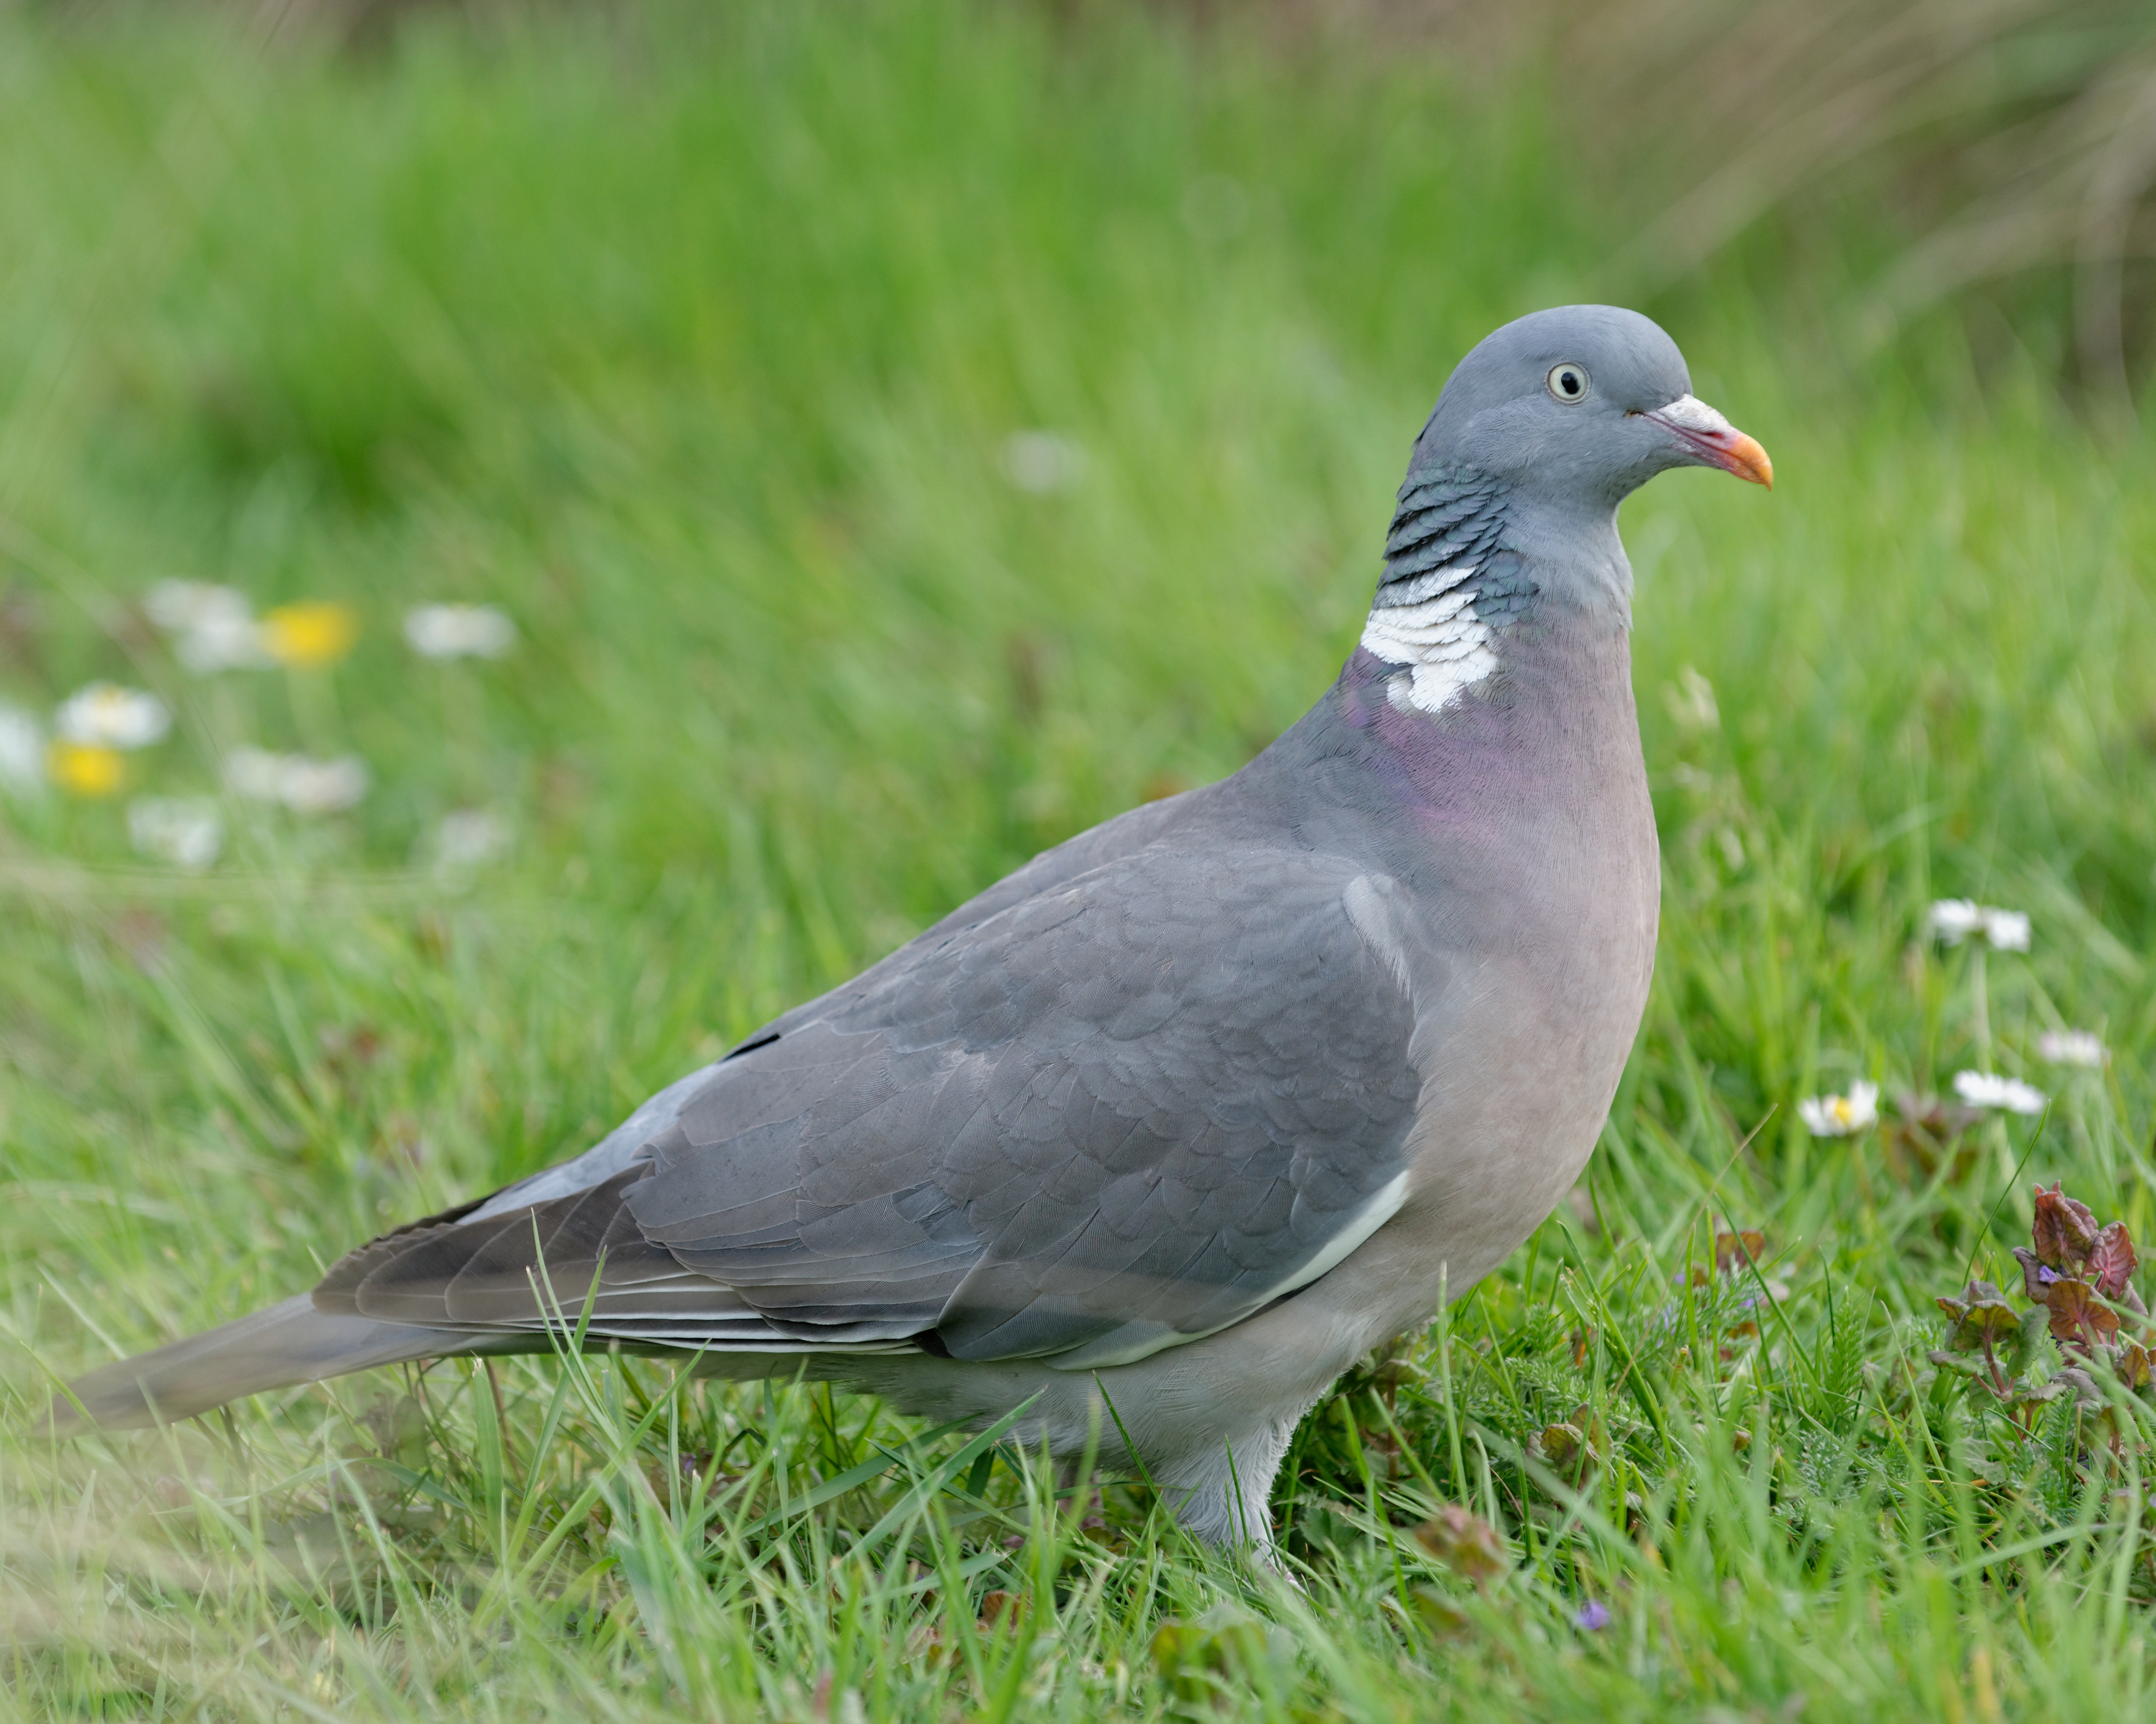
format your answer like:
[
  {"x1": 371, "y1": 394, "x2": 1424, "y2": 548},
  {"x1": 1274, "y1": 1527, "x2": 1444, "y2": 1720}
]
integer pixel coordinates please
[{"x1": 1148, "y1": 1412, "x2": 1303, "y2": 1559}]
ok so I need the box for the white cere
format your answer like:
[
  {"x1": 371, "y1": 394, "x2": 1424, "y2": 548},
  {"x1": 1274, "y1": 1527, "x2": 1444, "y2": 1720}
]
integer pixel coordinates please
[{"x1": 1648, "y1": 393, "x2": 1735, "y2": 435}]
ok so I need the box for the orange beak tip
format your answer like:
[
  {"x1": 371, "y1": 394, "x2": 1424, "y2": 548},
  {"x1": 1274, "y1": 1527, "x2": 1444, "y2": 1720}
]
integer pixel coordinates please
[{"x1": 1729, "y1": 433, "x2": 1774, "y2": 490}]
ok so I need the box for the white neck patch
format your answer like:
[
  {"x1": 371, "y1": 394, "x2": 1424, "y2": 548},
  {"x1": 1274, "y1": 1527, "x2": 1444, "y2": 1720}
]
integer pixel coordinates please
[{"x1": 1360, "y1": 568, "x2": 1498, "y2": 715}]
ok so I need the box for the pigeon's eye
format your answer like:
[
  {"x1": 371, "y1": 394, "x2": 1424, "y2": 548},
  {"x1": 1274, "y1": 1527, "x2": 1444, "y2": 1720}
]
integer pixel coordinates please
[{"x1": 1546, "y1": 362, "x2": 1590, "y2": 403}]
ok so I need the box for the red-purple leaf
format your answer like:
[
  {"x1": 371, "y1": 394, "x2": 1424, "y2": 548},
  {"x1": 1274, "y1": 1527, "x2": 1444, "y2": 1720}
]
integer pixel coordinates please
[
  {"x1": 2120, "y1": 1340, "x2": 2154, "y2": 1391},
  {"x1": 2088, "y1": 1221, "x2": 2138, "y2": 1302},
  {"x1": 2041, "y1": 1277, "x2": 2119, "y2": 1350},
  {"x1": 2009, "y1": 1246, "x2": 2056, "y2": 1303},
  {"x1": 1714, "y1": 1229, "x2": 1766, "y2": 1278},
  {"x1": 1937, "y1": 1280, "x2": 2020, "y2": 1351},
  {"x1": 1415, "y1": 1505, "x2": 1508, "y2": 1585},
  {"x1": 2031, "y1": 1182, "x2": 2101, "y2": 1273}
]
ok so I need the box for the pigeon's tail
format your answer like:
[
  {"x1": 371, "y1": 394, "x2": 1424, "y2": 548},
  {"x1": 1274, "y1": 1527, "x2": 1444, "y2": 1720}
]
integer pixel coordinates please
[{"x1": 48, "y1": 1296, "x2": 476, "y2": 1435}]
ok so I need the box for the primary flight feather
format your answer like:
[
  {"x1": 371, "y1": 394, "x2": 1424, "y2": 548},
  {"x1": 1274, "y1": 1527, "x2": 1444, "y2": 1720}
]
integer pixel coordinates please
[{"x1": 55, "y1": 304, "x2": 1770, "y2": 1554}]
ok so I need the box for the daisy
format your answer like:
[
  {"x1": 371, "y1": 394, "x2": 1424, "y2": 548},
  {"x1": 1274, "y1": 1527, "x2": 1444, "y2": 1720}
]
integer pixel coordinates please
[
  {"x1": 276, "y1": 756, "x2": 369, "y2": 814},
  {"x1": 1952, "y1": 1070, "x2": 2047, "y2": 1115},
  {"x1": 1978, "y1": 907, "x2": 2031, "y2": 951},
  {"x1": 427, "y1": 808, "x2": 511, "y2": 874},
  {"x1": 2036, "y1": 1029, "x2": 2105, "y2": 1068},
  {"x1": 404, "y1": 604, "x2": 516, "y2": 660},
  {"x1": 128, "y1": 797, "x2": 223, "y2": 870},
  {"x1": 1929, "y1": 899, "x2": 2030, "y2": 951},
  {"x1": 47, "y1": 742, "x2": 126, "y2": 798},
  {"x1": 1797, "y1": 1079, "x2": 1879, "y2": 1137},
  {"x1": 224, "y1": 747, "x2": 369, "y2": 813},
  {"x1": 260, "y1": 602, "x2": 360, "y2": 669},
  {"x1": 144, "y1": 581, "x2": 268, "y2": 672},
  {"x1": 54, "y1": 683, "x2": 169, "y2": 749},
  {"x1": 222, "y1": 747, "x2": 287, "y2": 803}
]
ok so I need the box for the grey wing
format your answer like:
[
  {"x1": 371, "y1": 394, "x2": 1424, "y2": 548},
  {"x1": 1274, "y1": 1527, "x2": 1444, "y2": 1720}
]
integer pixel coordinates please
[
  {"x1": 318, "y1": 847, "x2": 1426, "y2": 1369},
  {"x1": 450, "y1": 785, "x2": 1205, "y2": 1224}
]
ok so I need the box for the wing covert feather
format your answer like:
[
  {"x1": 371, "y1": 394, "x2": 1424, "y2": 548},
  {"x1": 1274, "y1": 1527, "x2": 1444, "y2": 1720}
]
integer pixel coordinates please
[
  {"x1": 627, "y1": 846, "x2": 1424, "y2": 1360},
  {"x1": 317, "y1": 845, "x2": 1426, "y2": 1364}
]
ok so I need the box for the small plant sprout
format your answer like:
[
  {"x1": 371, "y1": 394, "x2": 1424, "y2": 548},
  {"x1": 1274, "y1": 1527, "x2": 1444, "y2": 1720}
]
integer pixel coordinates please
[
  {"x1": 260, "y1": 602, "x2": 360, "y2": 669},
  {"x1": 1936, "y1": 1183, "x2": 2155, "y2": 1432},
  {"x1": 2037, "y1": 1029, "x2": 2105, "y2": 1067},
  {"x1": 405, "y1": 604, "x2": 516, "y2": 660},
  {"x1": 1952, "y1": 1070, "x2": 2048, "y2": 1115},
  {"x1": 1929, "y1": 899, "x2": 2030, "y2": 950},
  {"x1": 127, "y1": 797, "x2": 223, "y2": 870},
  {"x1": 1798, "y1": 1078, "x2": 1878, "y2": 1136},
  {"x1": 144, "y1": 581, "x2": 269, "y2": 671},
  {"x1": 1414, "y1": 1505, "x2": 1509, "y2": 1587},
  {"x1": 1930, "y1": 1280, "x2": 2034, "y2": 1400},
  {"x1": 224, "y1": 747, "x2": 369, "y2": 814},
  {"x1": 1527, "y1": 1404, "x2": 1607, "y2": 1486}
]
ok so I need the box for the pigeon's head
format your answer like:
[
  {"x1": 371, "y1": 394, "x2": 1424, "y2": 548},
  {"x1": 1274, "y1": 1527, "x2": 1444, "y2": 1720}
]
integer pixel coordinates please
[{"x1": 1412, "y1": 305, "x2": 1771, "y2": 510}]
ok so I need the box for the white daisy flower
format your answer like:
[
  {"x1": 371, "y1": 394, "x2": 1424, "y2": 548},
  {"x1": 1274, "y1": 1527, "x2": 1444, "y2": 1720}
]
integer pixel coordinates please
[
  {"x1": 277, "y1": 756, "x2": 369, "y2": 813},
  {"x1": 1952, "y1": 1070, "x2": 2048, "y2": 1115},
  {"x1": 1000, "y1": 431, "x2": 1087, "y2": 495},
  {"x1": 0, "y1": 704, "x2": 43, "y2": 795},
  {"x1": 404, "y1": 604, "x2": 516, "y2": 660},
  {"x1": 144, "y1": 581, "x2": 268, "y2": 672},
  {"x1": 54, "y1": 683, "x2": 170, "y2": 749},
  {"x1": 1797, "y1": 1079, "x2": 1879, "y2": 1137},
  {"x1": 426, "y1": 808, "x2": 511, "y2": 877},
  {"x1": 1929, "y1": 898, "x2": 2029, "y2": 950},
  {"x1": 180, "y1": 613, "x2": 268, "y2": 672},
  {"x1": 222, "y1": 746, "x2": 286, "y2": 803},
  {"x1": 2037, "y1": 1029, "x2": 2106, "y2": 1068},
  {"x1": 128, "y1": 797, "x2": 223, "y2": 870},
  {"x1": 1978, "y1": 907, "x2": 2030, "y2": 950},
  {"x1": 1929, "y1": 899, "x2": 1982, "y2": 943},
  {"x1": 224, "y1": 747, "x2": 369, "y2": 814}
]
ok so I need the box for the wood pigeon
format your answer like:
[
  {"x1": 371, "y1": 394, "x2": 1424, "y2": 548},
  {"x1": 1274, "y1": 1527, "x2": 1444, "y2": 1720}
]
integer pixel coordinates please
[{"x1": 54, "y1": 304, "x2": 1770, "y2": 1554}]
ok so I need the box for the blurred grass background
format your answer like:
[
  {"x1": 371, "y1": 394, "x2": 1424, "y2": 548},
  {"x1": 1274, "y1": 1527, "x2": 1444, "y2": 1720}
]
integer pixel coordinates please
[{"x1": 5, "y1": 1, "x2": 2156, "y2": 1718}]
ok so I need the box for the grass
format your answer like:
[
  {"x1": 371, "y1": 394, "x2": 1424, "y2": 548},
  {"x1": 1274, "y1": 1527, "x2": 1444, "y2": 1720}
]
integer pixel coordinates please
[{"x1": 3, "y1": 2, "x2": 2156, "y2": 1718}]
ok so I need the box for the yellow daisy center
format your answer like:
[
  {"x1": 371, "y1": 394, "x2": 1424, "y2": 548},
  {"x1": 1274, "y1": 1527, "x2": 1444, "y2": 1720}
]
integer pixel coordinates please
[
  {"x1": 261, "y1": 602, "x2": 360, "y2": 668},
  {"x1": 48, "y1": 741, "x2": 126, "y2": 797}
]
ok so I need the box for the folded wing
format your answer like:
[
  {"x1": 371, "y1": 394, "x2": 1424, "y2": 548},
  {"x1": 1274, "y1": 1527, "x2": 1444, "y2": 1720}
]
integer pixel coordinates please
[{"x1": 315, "y1": 845, "x2": 1426, "y2": 1369}]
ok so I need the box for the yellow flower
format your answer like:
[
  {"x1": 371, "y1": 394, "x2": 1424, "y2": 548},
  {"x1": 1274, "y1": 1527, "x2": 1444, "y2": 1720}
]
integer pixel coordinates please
[
  {"x1": 260, "y1": 602, "x2": 360, "y2": 668},
  {"x1": 48, "y1": 741, "x2": 126, "y2": 797}
]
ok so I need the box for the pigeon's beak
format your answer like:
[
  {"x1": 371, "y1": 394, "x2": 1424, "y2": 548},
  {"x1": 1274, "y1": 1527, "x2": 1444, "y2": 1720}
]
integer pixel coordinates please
[{"x1": 1643, "y1": 394, "x2": 1773, "y2": 489}]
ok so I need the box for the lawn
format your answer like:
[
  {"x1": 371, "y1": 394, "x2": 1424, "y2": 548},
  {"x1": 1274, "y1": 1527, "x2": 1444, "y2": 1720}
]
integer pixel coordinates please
[{"x1": 5, "y1": 3, "x2": 2156, "y2": 1719}]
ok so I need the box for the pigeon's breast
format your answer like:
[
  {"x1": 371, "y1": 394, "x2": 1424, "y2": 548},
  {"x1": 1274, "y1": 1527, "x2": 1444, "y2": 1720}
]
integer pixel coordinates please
[{"x1": 1284, "y1": 604, "x2": 1658, "y2": 1332}]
